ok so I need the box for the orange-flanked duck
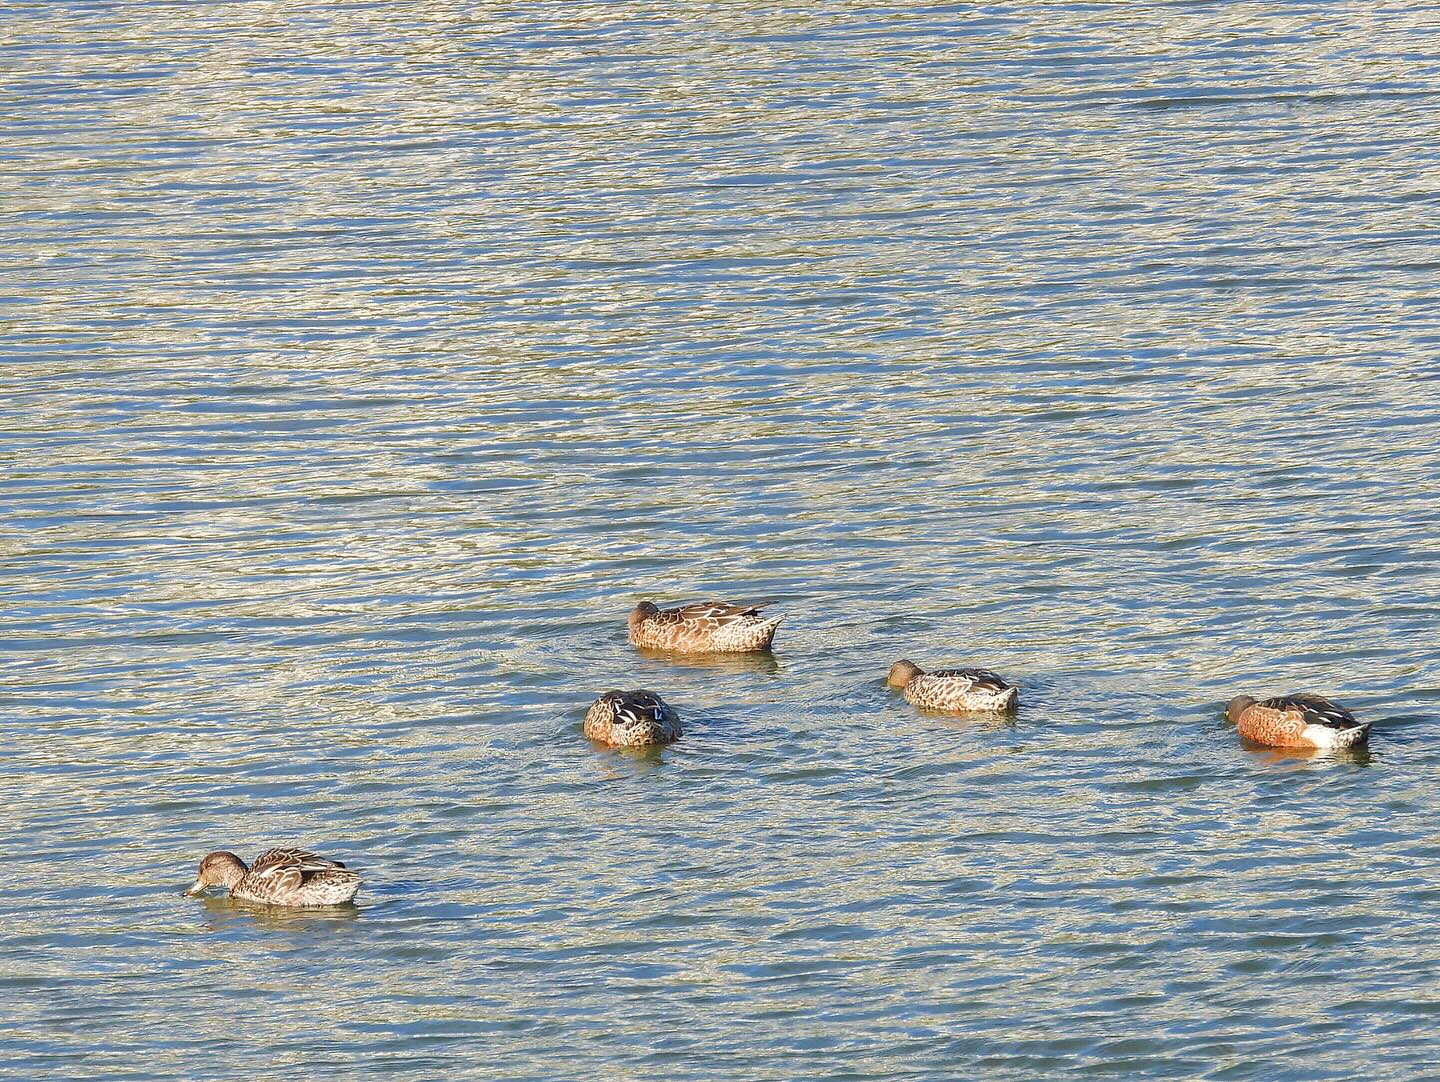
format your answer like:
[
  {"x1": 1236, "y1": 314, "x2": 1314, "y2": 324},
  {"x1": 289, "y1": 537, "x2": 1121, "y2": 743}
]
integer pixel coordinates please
[
  {"x1": 628, "y1": 600, "x2": 781, "y2": 653},
  {"x1": 1225, "y1": 693, "x2": 1369, "y2": 750},
  {"x1": 887, "y1": 659, "x2": 1019, "y2": 713},
  {"x1": 584, "y1": 689, "x2": 681, "y2": 747}
]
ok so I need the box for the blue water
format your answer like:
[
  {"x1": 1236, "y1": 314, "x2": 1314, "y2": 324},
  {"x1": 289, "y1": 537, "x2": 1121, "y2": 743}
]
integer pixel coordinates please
[{"x1": 3, "y1": 3, "x2": 1439, "y2": 1078}]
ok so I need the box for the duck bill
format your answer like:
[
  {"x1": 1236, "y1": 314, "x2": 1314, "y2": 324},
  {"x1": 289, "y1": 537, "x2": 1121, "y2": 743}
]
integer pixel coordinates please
[{"x1": 183, "y1": 879, "x2": 206, "y2": 897}]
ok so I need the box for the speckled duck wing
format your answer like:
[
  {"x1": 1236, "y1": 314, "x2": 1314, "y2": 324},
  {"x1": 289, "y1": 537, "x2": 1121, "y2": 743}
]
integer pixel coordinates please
[
  {"x1": 250, "y1": 847, "x2": 349, "y2": 875},
  {"x1": 241, "y1": 848, "x2": 361, "y2": 905},
  {"x1": 290, "y1": 865, "x2": 363, "y2": 905},
  {"x1": 636, "y1": 601, "x2": 781, "y2": 652},
  {"x1": 584, "y1": 689, "x2": 681, "y2": 746},
  {"x1": 1242, "y1": 695, "x2": 1366, "y2": 748},
  {"x1": 906, "y1": 668, "x2": 1018, "y2": 712}
]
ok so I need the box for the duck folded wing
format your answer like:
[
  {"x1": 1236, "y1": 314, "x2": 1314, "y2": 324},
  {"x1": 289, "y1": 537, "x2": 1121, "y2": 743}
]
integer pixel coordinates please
[
  {"x1": 613, "y1": 693, "x2": 668, "y2": 726},
  {"x1": 247, "y1": 863, "x2": 306, "y2": 894},
  {"x1": 1261, "y1": 695, "x2": 1359, "y2": 731},
  {"x1": 934, "y1": 668, "x2": 1014, "y2": 692},
  {"x1": 674, "y1": 601, "x2": 764, "y2": 624},
  {"x1": 250, "y1": 847, "x2": 348, "y2": 874}
]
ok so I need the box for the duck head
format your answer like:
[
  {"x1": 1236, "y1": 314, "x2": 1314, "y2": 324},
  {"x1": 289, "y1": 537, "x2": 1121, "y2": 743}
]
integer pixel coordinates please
[
  {"x1": 887, "y1": 659, "x2": 925, "y2": 689},
  {"x1": 1225, "y1": 695, "x2": 1258, "y2": 724},
  {"x1": 628, "y1": 601, "x2": 659, "y2": 634},
  {"x1": 184, "y1": 851, "x2": 248, "y2": 896}
]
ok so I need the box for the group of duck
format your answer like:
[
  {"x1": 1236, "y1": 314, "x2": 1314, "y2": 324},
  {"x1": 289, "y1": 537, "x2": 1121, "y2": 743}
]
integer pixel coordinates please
[{"x1": 184, "y1": 598, "x2": 1373, "y2": 910}]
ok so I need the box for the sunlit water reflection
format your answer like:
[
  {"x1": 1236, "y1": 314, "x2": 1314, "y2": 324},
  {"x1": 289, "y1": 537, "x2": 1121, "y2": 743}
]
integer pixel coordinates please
[{"x1": 3, "y1": 2, "x2": 1439, "y2": 1079}]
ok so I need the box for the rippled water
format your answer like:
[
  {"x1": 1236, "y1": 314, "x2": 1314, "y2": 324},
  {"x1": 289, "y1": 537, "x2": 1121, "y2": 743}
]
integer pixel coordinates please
[{"x1": 4, "y1": 3, "x2": 1440, "y2": 1078}]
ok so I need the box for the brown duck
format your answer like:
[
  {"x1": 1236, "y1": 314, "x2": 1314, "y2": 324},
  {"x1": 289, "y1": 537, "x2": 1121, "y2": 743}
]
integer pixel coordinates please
[
  {"x1": 628, "y1": 600, "x2": 782, "y2": 653},
  {"x1": 887, "y1": 659, "x2": 1019, "y2": 713},
  {"x1": 183, "y1": 847, "x2": 361, "y2": 906},
  {"x1": 584, "y1": 689, "x2": 682, "y2": 747}
]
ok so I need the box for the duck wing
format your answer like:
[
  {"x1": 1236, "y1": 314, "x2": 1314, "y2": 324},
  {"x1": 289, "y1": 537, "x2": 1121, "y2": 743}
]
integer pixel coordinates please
[
  {"x1": 605, "y1": 690, "x2": 673, "y2": 726},
  {"x1": 673, "y1": 600, "x2": 765, "y2": 626},
  {"x1": 1260, "y1": 694, "x2": 1360, "y2": 731},
  {"x1": 931, "y1": 668, "x2": 1014, "y2": 692},
  {"x1": 248, "y1": 848, "x2": 350, "y2": 888}
]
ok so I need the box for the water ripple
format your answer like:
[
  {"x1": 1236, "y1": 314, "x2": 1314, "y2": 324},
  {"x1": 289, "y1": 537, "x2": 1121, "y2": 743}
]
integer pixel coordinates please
[{"x1": 3, "y1": 2, "x2": 1440, "y2": 1079}]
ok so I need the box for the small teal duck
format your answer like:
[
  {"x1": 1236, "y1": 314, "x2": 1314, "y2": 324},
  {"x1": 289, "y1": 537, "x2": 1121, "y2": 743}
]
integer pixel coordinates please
[
  {"x1": 584, "y1": 689, "x2": 681, "y2": 747},
  {"x1": 1225, "y1": 693, "x2": 1368, "y2": 749},
  {"x1": 184, "y1": 847, "x2": 361, "y2": 907},
  {"x1": 887, "y1": 659, "x2": 1019, "y2": 713},
  {"x1": 628, "y1": 600, "x2": 782, "y2": 653}
]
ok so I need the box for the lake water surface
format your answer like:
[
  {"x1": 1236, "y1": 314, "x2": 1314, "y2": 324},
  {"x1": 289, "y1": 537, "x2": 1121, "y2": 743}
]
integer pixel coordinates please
[{"x1": 3, "y1": 2, "x2": 1440, "y2": 1079}]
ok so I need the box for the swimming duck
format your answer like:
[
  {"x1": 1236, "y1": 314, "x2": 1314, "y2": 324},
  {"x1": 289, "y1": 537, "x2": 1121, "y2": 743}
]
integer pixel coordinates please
[
  {"x1": 584, "y1": 689, "x2": 681, "y2": 747},
  {"x1": 887, "y1": 659, "x2": 1019, "y2": 713},
  {"x1": 628, "y1": 600, "x2": 782, "y2": 653},
  {"x1": 183, "y1": 847, "x2": 361, "y2": 907},
  {"x1": 1225, "y1": 693, "x2": 1369, "y2": 749}
]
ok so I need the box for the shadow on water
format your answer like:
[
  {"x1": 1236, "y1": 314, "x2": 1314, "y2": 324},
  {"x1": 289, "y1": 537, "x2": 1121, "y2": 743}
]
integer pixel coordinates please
[
  {"x1": 629, "y1": 645, "x2": 783, "y2": 676},
  {"x1": 585, "y1": 738, "x2": 672, "y2": 775},
  {"x1": 918, "y1": 709, "x2": 1020, "y2": 734},
  {"x1": 192, "y1": 894, "x2": 362, "y2": 933},
  {"x1": 1240, "y1": 741, "x2": 1374, "y2": 768}
]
